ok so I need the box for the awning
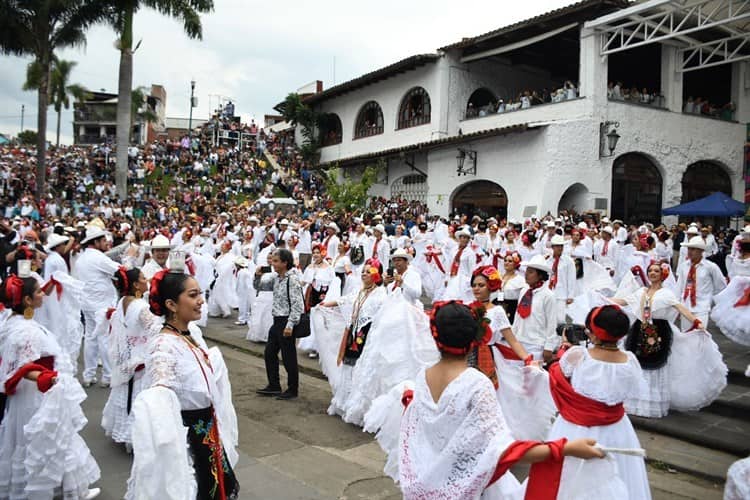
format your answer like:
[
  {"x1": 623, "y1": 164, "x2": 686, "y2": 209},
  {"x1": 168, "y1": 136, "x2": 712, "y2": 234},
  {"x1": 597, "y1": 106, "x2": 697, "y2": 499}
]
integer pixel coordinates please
[{"x1": 662, "y1": 191, "x2": 745, "y2": 216}]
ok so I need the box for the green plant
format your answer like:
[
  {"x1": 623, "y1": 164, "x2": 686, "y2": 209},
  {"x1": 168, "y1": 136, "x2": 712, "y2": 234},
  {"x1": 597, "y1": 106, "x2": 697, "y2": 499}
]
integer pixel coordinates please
[
  {"x1": 322, "y1": 163, "x2": 380, "y2": 213},
  {"x1": 17, "y1": 129, "x2": 38, "y2": 145}
]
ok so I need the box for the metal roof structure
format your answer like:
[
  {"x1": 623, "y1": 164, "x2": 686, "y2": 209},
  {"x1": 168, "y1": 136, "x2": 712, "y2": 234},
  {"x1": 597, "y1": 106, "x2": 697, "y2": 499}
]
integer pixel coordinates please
[{"x1": 585, "y1": 0, "x2": 750, "y2": 71}]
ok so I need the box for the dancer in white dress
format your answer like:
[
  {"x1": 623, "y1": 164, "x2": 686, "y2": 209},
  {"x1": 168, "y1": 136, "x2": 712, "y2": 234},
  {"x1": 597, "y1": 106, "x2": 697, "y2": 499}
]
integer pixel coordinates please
[
  {"x1": 247, "y1": 253, "x2": 275, "y2": 343},
  {"x1": 548, "y1": 305, "x2": 651, "y2": 499},
  {"x1": 102, "y1": 267, "x2": 162, "y2": 450},
  {"x1": 365, "y1": 301, "x2": 617, "y2": 500},
  {"x1": 713, "y1": 236, "x2": 750, "y2": 351},
  {"x1": 127, "y1": 269, "x2": 239, "y2": 499},
  {"x1": 499, "y1": 252, "x2": 526, "y2": 323},
  {"x1": 208, "y1": 241, "x2": 239, "y2": 318},
  {"x1": 612, "y1": 263, "x2": 727, "y2": 416},
  {"x1": 0, "y1": 271, "x2": 101, "y2": 499},
  {"x1": 320, "y1": 259, "x2": 387, "y2": 423},
  {"x1": 471, "y1": 266, "x2": 555, "y2": 441},
  {"x1": 298, "y1": 245, "x2": 339, "y2": 357}
]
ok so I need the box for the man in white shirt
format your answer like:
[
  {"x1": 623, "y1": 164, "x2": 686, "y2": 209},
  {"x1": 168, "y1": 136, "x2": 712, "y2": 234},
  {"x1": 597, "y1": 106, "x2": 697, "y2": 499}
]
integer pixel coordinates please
[
  {"x1": 370, "y1": 224, "x2": 391, "y2": 266},
  {"x1": 322, "y1": 223, "x2": 340, "y2": 262},
  {"x1": 73, "y1": 227, "x2": 121, "y2": 387},
  {"x1": 384, "y1": 248, "x2": 422, "y2": 305},
  {"x1": 593, "y1": 226, "x2": 619, "y2": 276},
  {"x1": 512, "y1": 254, "x2": 558, "y2": 362},
  {"x1": 142, "y1": 234, "x2": 173, "y2": 280},
  {"x1": 296, "y1": 220, "x2": 313, "y2": 271},
  {"x1": 612, "y1": 220, "x2": 628, "y2": 245},
  {"x1": 545, "y1": 235, "x2": 576, "y2": 324},
  {"x1": 676, "y1": 236, "x2": 726, "y2": 329},
  {"x1": 700, "y1": 226, "x2": 719, "y2": 257}
]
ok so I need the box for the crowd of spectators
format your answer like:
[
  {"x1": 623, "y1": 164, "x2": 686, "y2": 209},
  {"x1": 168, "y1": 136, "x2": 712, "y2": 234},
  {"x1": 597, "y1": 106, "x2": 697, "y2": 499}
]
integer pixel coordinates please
[{"x1": 465, "y1": 80, "x2": 580, "y2": 119}]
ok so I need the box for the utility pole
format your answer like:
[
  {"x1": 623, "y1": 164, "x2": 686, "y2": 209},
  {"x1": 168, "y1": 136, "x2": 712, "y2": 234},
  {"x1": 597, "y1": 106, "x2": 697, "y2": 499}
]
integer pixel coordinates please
[
  {"x1": 20, "y1": 104, "x2": 24, "y2": 134},
  {"x1": 189, "y1": 80, "x2": 196, "y2": 140}
]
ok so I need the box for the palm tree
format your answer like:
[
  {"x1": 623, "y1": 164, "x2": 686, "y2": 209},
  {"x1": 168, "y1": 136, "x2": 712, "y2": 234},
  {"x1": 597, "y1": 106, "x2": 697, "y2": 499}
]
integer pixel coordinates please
[
  {"x1": 109, "y1": 0, "x2": 214, "y2": 200},
  {"x1": 0, "y1": 0, "x2": 110, "y2": 198},
  {"x1": 23, "y1": 57, "x2": 90, "y2": 148}
]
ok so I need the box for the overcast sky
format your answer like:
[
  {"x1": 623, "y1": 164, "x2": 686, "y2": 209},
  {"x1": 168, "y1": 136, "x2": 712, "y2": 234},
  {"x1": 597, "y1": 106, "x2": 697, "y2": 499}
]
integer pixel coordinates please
[{"x1": 0, "y1": 0, "x2": 572, "y2": 144}]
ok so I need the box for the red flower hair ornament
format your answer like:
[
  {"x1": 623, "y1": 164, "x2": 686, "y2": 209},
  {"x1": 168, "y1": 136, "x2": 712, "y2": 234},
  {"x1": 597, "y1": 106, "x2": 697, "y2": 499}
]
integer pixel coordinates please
[
  {"x1": 471, "y1": 266, "x2": 502, "y2": 292},
  {"x1": 148, "y1": 269, "x2": 169, "y2": 316}
]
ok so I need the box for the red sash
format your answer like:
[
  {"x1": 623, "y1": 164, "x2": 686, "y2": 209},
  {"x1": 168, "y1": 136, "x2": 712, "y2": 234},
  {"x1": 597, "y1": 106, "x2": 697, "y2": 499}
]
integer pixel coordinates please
[
  {"x1": 450, "y1": 247, "x2": 465, "y2": 277},
  {"x1": 549, "y1": 256, "x2": 559, "y2": 289},
  {"x1": 42, "y1": 276, "x2": 63, "y2": 300},
  {"x1": 735, "y1": 287, "x2": 750, "y2": 307},
  {"x1": 684, "y1": 264, "x2": 697, "y2": 307},
  {"x1": 425, "y1": 249, "x2": 446, "y2": 274},
  {"x1": 549, "y1": 362, "x2": 624, "y2": 426}
]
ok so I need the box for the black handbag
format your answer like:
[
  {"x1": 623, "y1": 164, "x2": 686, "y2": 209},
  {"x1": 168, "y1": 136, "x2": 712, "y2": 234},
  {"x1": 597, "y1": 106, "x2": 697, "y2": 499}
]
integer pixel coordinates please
[
  {"x1": 286, "y1": 277, "x2": 311, "y2": 338},
  {"x1": 556, "y1": 323, "x2": 589, "y2": 344}
]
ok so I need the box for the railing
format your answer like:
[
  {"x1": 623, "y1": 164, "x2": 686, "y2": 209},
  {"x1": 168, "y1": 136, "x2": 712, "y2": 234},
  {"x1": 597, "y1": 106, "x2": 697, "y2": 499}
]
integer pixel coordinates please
[
  {"x1": 320, "y1": 133, "x2": 342, "y2": 147},
  {"x1": 461, "y1": 97, "x2": 585, "y2": 121},
  {"x1": 354, "y1": 125, "x2": 384, "y2": 139},
  {"x1": 74, "y1": 108, "x2": 117, "y2": 122},
  {"x1": 397, "y1": 114, "x2": 430, "y2": 130},
  {"x1": 607, "y1": 95, "x2": 667, "y2": 110}
]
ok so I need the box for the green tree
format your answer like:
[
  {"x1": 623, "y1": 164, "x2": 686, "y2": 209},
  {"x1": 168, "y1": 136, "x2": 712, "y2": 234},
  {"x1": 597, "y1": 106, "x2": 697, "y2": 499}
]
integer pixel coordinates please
[
  {"x1": 23, "y1": 58, "x2": 90, "y2": 147},
  {"x1": 107, "y1": 0, "x2": 214, "y2": 200},
  {"x1": 322, "y1": 163, "x2": 379, "y2": 213},
  {"x1": 279, "y1": 92, "x2": 320, "y2": 163},
  {"x1": 0, "y1": 0, "x2": 109, "y2": 198},
  {"x1": 18, "y1": 129, "x2": 38, "y2": 145}
]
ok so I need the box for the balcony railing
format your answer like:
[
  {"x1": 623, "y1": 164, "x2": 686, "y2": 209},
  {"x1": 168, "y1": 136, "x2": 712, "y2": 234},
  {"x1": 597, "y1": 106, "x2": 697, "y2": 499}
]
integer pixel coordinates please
[
  {"x1": 354, "y1": 125, "x2": 384, "y2": 139},
  {"x1": 74, "y1": 108, "x2": 117, "y2": 122}
]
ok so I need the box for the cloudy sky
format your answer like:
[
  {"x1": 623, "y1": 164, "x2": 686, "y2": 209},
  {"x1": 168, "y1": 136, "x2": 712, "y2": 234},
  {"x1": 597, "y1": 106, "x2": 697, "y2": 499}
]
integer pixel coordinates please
[{"x1": 0, "y1": 0, "x2": 571, "y2": 144}]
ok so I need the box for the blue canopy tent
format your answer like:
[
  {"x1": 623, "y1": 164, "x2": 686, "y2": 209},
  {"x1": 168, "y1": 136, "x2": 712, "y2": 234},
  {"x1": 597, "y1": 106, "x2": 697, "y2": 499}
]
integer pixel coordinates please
[{"x1": 662, "y1": 192, "x2": 746, "y2": 217}]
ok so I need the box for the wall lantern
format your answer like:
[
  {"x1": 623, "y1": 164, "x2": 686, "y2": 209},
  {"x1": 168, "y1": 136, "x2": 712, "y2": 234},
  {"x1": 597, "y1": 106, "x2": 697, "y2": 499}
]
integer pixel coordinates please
[
  {"x1": 599, "y1": 121, "x2": 620, "y2": 158},
  {"x1": 456, "y1": 147, "x2": 477, "y2": 176}
]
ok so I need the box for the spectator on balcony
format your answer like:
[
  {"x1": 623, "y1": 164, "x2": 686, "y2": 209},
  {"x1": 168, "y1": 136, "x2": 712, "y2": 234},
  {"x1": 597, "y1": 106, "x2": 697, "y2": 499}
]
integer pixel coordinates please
[
  {"x1": 613, "y1": 81, "x2": 623, "y2": 100},
  {"x1": 564, "y1": 81, "x2": 577, "y2": 100},
  {"x1": 496, "y1": 99, "x2": 506, "y2": 113},
  {"x1": 531, "y1": 91, "x2": 544, "y2": 106},
  {"x1": 630, "y1": 87, "x2": 641, "y2": 103},
  {"x1": 684, "y1": 96, "x2": 695, "y2": 113},
  {"x1": 520, "y1": 91, "x2": 531, "y2": 109},
  {"x1": 640, "y1": 88, "x2": 652, "y2": 105}
]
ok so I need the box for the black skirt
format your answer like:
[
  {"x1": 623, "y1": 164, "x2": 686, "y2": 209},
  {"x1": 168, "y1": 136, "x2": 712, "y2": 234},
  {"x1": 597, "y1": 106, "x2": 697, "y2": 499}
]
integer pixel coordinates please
[
  {"x1": 181, "y1": 407, "x2": 240, "y2": 500},
  {"x1": 625, "y1": 319, "x2": 673, "y2": 370},
  {"x1": 343, "y1": 323, "x2": 372, "y2": 366}
]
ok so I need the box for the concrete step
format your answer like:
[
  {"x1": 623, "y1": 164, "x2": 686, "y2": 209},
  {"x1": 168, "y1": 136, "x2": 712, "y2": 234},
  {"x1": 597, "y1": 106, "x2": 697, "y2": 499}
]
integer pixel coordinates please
[
  {"x1": 706, "y1": 382, "x2": 750, "y2": 419},
  {"x1": 631, "y1": 411, "x2": 750, "y2": 458},
  {"x1": 637, "y1": 429, "x2": 735, "y2": 484}
]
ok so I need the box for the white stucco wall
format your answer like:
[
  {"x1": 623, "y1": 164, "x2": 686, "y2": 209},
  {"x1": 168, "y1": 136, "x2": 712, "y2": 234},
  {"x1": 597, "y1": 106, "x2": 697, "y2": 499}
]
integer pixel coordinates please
[{"x1": 316, "y1": 60, "x2": 446, "y2": 164}]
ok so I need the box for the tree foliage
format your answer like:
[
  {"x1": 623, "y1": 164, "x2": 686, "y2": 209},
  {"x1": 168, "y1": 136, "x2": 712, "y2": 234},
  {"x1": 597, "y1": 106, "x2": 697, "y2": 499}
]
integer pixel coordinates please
[
  {"x1": 321, "y1": 163, "x2": 380, "y2": 213},
  {"x1": 18, "y1": 130, "x2": 38, "y2": 145}
]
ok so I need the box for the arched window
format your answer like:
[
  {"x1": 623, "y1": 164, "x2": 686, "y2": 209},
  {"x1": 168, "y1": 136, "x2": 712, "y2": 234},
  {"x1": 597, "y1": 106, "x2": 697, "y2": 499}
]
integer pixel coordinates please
[
  {"x1": 319, "y1": 113, "x2": 342, "y2": 147},
  {"x1": 391, "y1": 174, "x2": 427, "y2": 203},
  {"x1": 681, "y1": 161, "x2": 732, "y2": 203},
  {"x1": 354, "y1": 101, "x2": 384, "y2": 139},
  {"x1": 397, "y1": 87, "x2": 431, "y2": 129},
  {"x1": 611, "y1": 153, "x2": 663, "y2": 224},
  {"x1": 466, "y1": 88, "x2": 496, "y2": 119}
]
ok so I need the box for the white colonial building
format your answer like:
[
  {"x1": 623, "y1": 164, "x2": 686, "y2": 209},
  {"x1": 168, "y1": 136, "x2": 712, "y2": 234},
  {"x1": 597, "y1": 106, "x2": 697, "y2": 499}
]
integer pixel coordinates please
[{"x1": 289, "y1": 0, "x2": 749, "y2": 224}]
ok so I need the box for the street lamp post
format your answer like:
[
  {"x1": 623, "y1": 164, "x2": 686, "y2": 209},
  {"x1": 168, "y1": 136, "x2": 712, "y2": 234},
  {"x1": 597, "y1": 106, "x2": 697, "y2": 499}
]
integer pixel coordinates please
[{"x1": 188, "y1": 80, "x2": 196, "y2": 139}]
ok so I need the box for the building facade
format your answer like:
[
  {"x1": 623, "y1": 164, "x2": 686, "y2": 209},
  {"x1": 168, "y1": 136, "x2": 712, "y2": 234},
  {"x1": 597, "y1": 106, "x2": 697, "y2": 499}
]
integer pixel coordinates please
[{"x1": 293, "y1": 0, "x2": 748, "y2": 224}]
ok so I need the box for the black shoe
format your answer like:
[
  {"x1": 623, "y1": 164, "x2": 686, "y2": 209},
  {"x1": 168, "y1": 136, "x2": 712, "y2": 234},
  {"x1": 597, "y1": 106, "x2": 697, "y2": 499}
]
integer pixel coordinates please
[
  {"x1": 275, "y1": 390, "x2": 298, "y2": 400},
  {"x1": 256, "y1": 385, "x2": 282, "y2": 396}
]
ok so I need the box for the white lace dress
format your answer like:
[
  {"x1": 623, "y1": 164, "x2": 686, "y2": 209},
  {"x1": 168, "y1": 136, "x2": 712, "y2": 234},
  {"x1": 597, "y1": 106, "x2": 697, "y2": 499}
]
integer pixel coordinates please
[
  {"x1": 102, "y1": 298, "x2": 163, "y2": 445},
  {"x1": 127, "y1": 326, "x2": 239, "y2": 498},
  {"x1": 548, "y1": 347, "x2": 649, "y2": 499},
  {"x1": 327, "y1": 286, "x2": 387, "y2": 423},
  {"x1": 343, "y1": 292, "x2": 439, "y2": 427},
  {"x1": 397, "y1": 368, "x2": 523, "y2": 499},
  {"x1": 0, "y1": 316, "x2": 100, "y2": 499}
]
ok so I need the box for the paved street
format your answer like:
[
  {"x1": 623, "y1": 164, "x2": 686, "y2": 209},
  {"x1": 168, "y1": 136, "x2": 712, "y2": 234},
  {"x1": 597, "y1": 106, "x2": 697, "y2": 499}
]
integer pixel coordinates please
[{"x1": 78, "y1": 320, "x2": 731, "y2": 499}]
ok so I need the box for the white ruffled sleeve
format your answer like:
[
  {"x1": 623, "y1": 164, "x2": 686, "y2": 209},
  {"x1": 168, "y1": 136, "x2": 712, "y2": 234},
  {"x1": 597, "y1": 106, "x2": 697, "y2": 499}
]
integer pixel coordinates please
[
  {"x1": 145, "y1": 337, "x2": 179, "y2": 391},
  {"x1": 559, "y1": 345, "x2": 586, "y2": 377}
]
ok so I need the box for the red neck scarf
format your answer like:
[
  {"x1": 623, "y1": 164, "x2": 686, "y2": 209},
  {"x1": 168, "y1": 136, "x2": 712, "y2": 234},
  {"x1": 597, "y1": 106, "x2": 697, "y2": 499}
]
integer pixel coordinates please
[
  {"x1": 425, "y1": 247, "x2": 446, "y2": 274},
  {"x1": 549, "y1": 362, "x2": 624, "y2": 426},
  {"x1": 517, "y1": 281, "x2": 544, "y2": 319},
  {"x1": 602, "y1": 239, "x2": 609, "y2": 256},
  {"x1": 373, "y1": 238, "x2": 380, "y2": 256},
  {"x1": 549, "y1": 256, "x2": 560, "y2": 290},
  {"x1": 450, "y1": 246, "x2": 465, "y2": 277},
  {"x1": 683, "y1": 263, "x2": 697, "y2": 307}
]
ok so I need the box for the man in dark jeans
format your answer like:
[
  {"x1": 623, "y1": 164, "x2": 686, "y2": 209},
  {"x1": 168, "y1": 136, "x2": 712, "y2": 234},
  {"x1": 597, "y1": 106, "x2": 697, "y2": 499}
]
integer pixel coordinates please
[{"x1": 257, "y1": 248, "x2": 303, "y2": 400}]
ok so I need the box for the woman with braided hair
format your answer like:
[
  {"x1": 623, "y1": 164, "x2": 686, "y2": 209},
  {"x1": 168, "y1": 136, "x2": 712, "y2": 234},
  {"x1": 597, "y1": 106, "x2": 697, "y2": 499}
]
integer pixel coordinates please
[
  {"x1": 0, "y1": 265, "x2": 101, "y2": 499},
  {"x1": 101, "y1": 266, "x2": 162, "y2": 451},
  {"x1": 126, "y1": 268, "x2": 239, "y2": 500}
]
